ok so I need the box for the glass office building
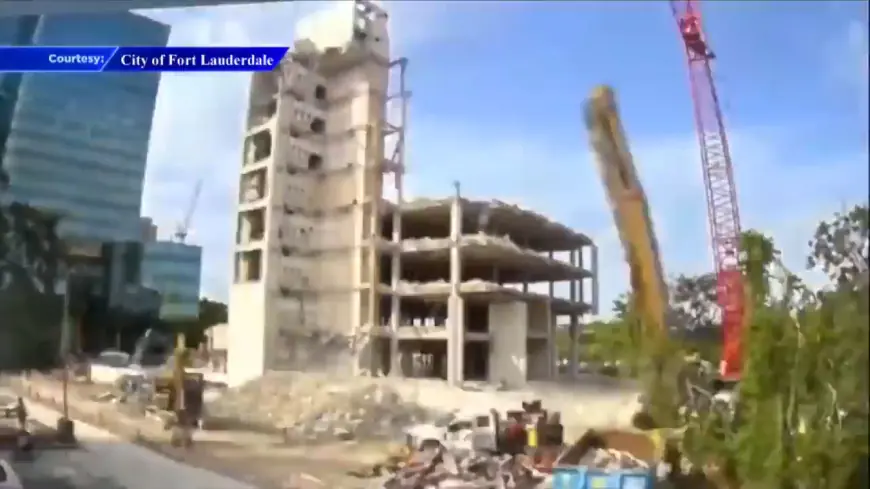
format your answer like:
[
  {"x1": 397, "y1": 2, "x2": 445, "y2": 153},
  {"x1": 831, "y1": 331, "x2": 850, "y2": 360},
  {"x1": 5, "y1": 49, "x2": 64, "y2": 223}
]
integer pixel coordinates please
[
  {"x1": 0, "y1": 1, "x2": 281, "y2": 17},
  {"x1": 141, "y1": 241, "x2": 202, "y2": 320},
  {"x1": 0, "y1": 12, "x2": 169, "y2": 243}
]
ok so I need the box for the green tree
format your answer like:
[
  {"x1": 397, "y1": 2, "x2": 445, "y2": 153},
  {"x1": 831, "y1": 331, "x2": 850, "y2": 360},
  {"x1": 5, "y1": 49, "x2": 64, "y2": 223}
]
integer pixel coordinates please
[
  {"x1": 740, "y1": 229, "x2": 782, "y2": 304},
  {"x1": 808, "y1": 203, "x2": 869, "y2": 290},
  {"x1": 555, "y1": 319, "x2": 620, "y2": 363},
  {"x1": 198, "y1": 297, "x2": 228, "y2": 327},
  {"x1": 0, "y1": 201, "x2": 66, "y2": 369},
  {"x1": 682, "y1": 206, "x2": 869, "y2": 489},
  {"x1": 163, "y1": 298, "x2": 228, "y2": 347}
]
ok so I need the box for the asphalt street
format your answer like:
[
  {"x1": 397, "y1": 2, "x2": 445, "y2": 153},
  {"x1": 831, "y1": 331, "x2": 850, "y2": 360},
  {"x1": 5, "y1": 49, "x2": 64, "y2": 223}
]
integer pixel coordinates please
[
  {"x1": 1, "y1": 392, "x2": 124, "y2": 489},
  {"x1": 0, "y1": 389, "x2": 257, "y2": 489},
  {"x1": 2, "y1": 448, "x2": 129, "y2": 489}
]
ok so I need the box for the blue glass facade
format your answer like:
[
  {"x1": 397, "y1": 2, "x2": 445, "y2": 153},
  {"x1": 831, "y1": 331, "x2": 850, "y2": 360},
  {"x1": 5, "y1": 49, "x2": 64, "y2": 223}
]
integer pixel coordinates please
[
  {"x1": 0, "y1": 12, "x2": 168, "y2": 242},
  {"x1": 141, "y1": 241, "x2": 202, "y2": 320},
  {"x1": 0, "y1": 1, "x2": 282, "y2": 18}
]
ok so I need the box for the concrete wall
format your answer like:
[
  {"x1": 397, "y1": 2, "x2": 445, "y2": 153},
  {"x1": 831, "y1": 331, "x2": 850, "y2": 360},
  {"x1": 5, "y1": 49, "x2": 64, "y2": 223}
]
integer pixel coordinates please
[
  {"x1": 228, "y1": 0, "x2": 390, "y2": 384},
  {"x1": 527, "y1": 340, "x2": 550, "y2": 380},
  {"x1": 488, "y1": 301, "x2": 528, "y2": 388},
  {"x1": 527, "y1": 300, "x2": 552, "y2": 379},
  {"x1": 296, "y1": 0, "x2": 389, "y2": 61},
  {"x1": 227, "y1": 284, "x2": 268, "y2": 386},
  {"x1": 206, "y1": 323, "x2": 228, "y2": 351}
]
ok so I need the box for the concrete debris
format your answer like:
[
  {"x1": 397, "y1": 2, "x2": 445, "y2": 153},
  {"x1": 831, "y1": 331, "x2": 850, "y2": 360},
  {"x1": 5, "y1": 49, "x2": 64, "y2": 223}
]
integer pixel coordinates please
[
  {"x1": 208, "y1": 371, "x2": 436, "y2": 443},
  {"x1": 369, "y1": 439, "x2": 656, "y2": 488},
  {"x1": 372, "y1": 443, "x2": 549, "y2": 489},
  {"x1": 396, "y1": 279, "x2": 502, "y2": 295},
  {"x1": 400, "y1": 234, "x2": 576, "y2": 273},
  {"x1": 575, "y1": 447, "x2": 649, "y2": 471},
  {"x1": 395, "y1": 280, "x2": 573, "y2": 310},
  {"x1": 402, "y1": 234, "x2": 533, "y2": 253},
  {"x1": 394, "y1": 197, "x2": 582, "y2": 242},
  {"x1": 90, "y1": 375, "x2": 158, "y2": 412}
]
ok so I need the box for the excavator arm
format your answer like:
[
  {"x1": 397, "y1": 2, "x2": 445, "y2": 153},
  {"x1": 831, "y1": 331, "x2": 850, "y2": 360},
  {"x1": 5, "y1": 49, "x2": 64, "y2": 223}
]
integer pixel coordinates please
[{"x1": 584, "y1": 86, "x2": 669, "y2": 334}]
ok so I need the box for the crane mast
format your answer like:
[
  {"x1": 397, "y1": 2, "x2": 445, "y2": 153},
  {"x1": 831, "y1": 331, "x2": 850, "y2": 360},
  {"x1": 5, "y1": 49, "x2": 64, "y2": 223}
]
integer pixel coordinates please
[
  {"x1": 174, "y1": 179, "x2": 203, "y2": 243},
  {"x1": 670, "y1": 0, "x2": 744, "y2": 381}
]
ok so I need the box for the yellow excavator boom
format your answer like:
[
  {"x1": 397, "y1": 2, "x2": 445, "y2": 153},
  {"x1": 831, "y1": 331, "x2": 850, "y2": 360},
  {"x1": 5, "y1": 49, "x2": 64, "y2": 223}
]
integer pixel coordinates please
[{"x1": 584, "y1": 86, "x2": 669, "y2": 333}]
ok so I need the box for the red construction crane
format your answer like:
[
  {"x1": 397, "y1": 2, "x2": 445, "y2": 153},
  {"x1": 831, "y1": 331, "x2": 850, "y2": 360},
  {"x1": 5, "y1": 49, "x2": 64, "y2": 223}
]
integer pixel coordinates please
[{"x1": 669, "y1": 0, "x2": 745, "y2": 382}]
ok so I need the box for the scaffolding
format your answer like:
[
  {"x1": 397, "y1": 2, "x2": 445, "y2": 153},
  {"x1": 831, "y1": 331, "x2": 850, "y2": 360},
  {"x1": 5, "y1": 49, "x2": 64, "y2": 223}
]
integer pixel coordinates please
[{"x1": 384, "y1": 57, "x2": 410, "y2": 376}]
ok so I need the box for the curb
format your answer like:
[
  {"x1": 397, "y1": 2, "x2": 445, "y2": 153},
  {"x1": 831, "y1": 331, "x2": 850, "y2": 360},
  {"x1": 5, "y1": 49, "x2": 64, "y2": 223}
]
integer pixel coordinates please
[{"x1": 0, "y1": 458, "x2": 23, "y2": 489}]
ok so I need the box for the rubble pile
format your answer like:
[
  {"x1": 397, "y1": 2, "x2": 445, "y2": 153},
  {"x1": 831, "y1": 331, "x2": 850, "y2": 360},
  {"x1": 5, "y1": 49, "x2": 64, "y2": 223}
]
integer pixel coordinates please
[
  {"x1": 207, "y1": 372, "x2": 436, "y2": 442},
  {"x1": 575, "y1": 447, "x2": 649, "y2": 471},
  {"x1": 376, "y1": 444, "x2": 550, "y2": 489},
  {"x1": 372, "y1": 445, "x2": 657, "y2": 488}
]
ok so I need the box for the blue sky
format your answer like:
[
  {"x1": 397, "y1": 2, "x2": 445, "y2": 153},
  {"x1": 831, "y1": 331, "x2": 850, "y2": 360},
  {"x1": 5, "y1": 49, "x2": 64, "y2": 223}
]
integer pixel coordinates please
[{"x1": 141, "y1": 1, "x2": 868, "y2": 314}]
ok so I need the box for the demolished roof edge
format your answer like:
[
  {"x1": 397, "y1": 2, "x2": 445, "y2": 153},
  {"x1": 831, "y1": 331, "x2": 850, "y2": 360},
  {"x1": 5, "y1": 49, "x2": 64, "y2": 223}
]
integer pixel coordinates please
[{"x1": 382, "y1": 196, "x2": 594, "y2": 245}]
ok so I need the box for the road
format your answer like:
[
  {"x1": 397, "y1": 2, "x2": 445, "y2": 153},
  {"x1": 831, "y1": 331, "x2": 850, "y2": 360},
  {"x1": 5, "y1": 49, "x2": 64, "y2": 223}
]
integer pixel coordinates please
[
  {"x1": 0, "y1": 390, "x2": 258, "y2": 489},
  {"x1": 1, "y1": 392, "x2": 125, "y2": 489}
]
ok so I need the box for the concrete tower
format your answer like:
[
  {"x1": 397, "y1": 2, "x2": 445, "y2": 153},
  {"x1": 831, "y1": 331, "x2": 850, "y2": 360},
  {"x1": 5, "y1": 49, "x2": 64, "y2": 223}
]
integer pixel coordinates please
[{"x1": 228, "y1": 0, "x2": 403, "y2": 386}]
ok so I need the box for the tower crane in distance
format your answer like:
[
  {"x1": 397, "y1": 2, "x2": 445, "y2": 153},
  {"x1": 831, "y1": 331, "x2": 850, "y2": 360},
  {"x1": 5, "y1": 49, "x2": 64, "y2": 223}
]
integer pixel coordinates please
[
  {"x1": 670, "y1": 0, "x2": 746, "y2": 383},
  {"x1": 174, "y1": 179, "x2": 203, "y2": 243}
]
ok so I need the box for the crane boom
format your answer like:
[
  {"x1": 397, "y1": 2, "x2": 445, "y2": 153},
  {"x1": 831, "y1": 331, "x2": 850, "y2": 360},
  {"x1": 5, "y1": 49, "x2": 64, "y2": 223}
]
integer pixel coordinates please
[
  {"x1": 585, "y1": 86, "x2": 669, "y2": 334},
  {"x1": 670, "y1": 0, "x2": 745, "y2": 381},
  {"x1": 174, "y1": 179, "x2": 203, "y2": 243}
]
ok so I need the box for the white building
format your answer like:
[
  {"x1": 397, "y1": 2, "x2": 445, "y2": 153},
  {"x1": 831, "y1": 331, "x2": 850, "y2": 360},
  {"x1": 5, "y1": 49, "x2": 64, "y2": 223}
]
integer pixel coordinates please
[
  {"x1": 228, "y1": 0, "x2": 402, "y2": 386},
  {"x1": 226, "y1": 1, "x2": 600, "y2": 389}
]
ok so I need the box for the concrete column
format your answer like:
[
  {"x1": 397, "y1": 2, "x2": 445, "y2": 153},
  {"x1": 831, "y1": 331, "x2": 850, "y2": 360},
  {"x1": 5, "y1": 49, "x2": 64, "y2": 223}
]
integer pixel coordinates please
[
  {"x1": 547, "y1": 251, "x2": 556, "y2": 380},
  {"x1": 389, "y1": 172, "x2": 403, "y2": 377},
  {"x1": 522, "y1": 238, "x2": 529, "y2": 293},
  {"x1": 488, "y1": 301, "x2": 528, "y2": 388},
  {"x1": 399, "y1": 346, "x2": 413, "y2": 377},
  {"x1": 591, "y1": 243, "x2": 600, "y2": 315},
  {"x1": 448, "y1": 182, "x2": 464, "y2": 386},
  {"x1": 569, "y1": 249, "x2": 579, "y2": 380},
  {"x1": 360, "y1": 123, "x2": 381, "y2": 376},
  {"x1": 576, "y1": 247, "x2": 584, "y2": 307}
]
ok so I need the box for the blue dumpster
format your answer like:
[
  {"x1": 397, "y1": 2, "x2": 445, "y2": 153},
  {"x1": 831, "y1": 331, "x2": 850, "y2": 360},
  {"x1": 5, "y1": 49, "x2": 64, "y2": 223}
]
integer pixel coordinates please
[{"x1": 551, "y1": 466, "x2": 655, "y2": 489}]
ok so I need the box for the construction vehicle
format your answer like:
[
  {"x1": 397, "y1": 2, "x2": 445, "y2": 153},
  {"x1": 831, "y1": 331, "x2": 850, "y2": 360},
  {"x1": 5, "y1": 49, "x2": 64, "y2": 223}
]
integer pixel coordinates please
[
  {"x1": 400, "y1": 401, "x2": 565, "y2": 466},
  {"x1": 584, "y1": 86, "x2": 727, "y2": 425},
  {"x1": 127, "y1": 328, "x2": 205, "y2": 439}
]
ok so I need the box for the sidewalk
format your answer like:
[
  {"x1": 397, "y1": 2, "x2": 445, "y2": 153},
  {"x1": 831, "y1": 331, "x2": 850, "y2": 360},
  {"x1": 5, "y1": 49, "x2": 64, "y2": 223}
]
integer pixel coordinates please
[{"x1": 1, "y1": 387, "x2": 257, "y2": 489}]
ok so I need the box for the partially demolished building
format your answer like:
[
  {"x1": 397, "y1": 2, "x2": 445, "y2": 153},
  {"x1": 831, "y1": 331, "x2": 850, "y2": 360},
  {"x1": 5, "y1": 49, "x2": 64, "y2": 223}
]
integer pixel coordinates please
[
  {"x1": 227, "y1": 0, "x2": 599, "y2": 388},
  {"x1": 381, "y1": 196, "x2": 598, "y2": 388}
]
